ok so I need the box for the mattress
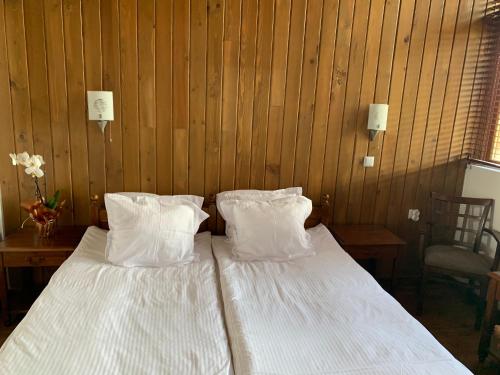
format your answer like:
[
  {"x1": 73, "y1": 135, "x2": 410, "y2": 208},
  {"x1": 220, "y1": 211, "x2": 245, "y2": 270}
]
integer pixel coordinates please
[
  {"x1": 212, "y1": 224, "x2": 472, "y2": 375},
  {"x1": 0, "y1": 227, "x2": 232, "y2": 375}
]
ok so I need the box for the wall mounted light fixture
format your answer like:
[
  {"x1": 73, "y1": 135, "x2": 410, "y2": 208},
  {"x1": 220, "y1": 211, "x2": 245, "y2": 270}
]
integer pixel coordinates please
[
  {"x1": 87, "y1": 91, "x2": 114, "y2": 134},
  {"x1": 367, "y1": 103, "x2": 388, "y2": 141}
]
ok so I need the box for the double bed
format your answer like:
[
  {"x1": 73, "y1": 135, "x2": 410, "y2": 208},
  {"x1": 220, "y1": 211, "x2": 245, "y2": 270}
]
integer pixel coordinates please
[{"x1": 0, "y1": 193, "x2": 472, "y2": 374}]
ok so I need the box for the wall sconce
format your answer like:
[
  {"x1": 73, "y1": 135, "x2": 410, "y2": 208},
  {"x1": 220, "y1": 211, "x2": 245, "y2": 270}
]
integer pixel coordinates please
[
  {"x1": 367, "y1": 103, "x2": 388, "y2": 141},
  {"x1": 87, "y1": 91, "x2": 114, "y2": 134}
]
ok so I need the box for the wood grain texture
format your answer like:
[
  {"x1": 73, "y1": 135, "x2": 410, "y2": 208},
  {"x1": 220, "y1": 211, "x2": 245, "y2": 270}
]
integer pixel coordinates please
[
  {"x1": 0, "y1": 0, "x2": 486, "y2": 274},
  {"x1": 5, "y1": 0, "x2": 35, "y2": 218},
  {"x1": 43, "y1": 0, "x2": 73, "y2": 224}
]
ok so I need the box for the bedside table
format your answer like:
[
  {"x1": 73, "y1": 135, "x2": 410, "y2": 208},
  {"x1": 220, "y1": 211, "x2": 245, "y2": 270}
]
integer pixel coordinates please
[
  {"x1": 0, "y1": 226, "x2": 87, "y2": 325},
  {"x1": 332, "y1": 225, "x2": 406, "y2": 293}
]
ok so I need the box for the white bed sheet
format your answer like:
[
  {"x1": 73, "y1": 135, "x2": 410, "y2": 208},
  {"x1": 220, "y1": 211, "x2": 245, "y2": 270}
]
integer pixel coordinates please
[
  {"x1": 212, "y1": 224, "x2": 472, "y2": 375},
  {"x1": 0, "y1": 227, "x2": 232, "y2": 375}
]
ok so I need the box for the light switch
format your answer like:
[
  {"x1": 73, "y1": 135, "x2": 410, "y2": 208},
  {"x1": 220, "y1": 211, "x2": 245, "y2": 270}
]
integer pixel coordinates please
[{"x1": 363, "y1": 156, "x2": 375, "y2": 168}]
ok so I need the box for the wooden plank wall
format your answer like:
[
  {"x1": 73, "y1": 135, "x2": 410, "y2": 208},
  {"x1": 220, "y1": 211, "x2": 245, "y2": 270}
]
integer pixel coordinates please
[{"x1": 0, "y1": 0, "x2": 490, "y2": 273}]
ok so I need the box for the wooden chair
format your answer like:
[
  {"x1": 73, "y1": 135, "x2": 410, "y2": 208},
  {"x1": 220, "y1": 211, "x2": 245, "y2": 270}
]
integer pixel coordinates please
[{"x1": 418, "y1": 192, "x2": 500, "y2": 329}]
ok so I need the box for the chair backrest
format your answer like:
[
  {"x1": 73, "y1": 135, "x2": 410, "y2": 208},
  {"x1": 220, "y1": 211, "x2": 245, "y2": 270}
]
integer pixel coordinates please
[{"x1": 428, "y1": 192, "x2": 494, "y2": 252}]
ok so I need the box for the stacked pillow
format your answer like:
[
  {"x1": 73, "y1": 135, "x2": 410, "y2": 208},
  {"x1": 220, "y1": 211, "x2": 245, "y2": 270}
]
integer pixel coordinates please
[
  {"x1": 104, "y1": 193, "x2": 208, "y2": 267},
  {"x1": 216, "y1": 188, "x2": 315, "y2": 261}
]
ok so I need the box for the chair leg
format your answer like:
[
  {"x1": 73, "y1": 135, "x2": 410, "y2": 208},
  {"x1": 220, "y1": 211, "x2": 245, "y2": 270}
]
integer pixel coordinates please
[
  {"x1": 417, "y1": 270, "x2": 428, "y2": 316},
  {"x1": 476, "y1": 281, "x2": 488, "y2": 331}
]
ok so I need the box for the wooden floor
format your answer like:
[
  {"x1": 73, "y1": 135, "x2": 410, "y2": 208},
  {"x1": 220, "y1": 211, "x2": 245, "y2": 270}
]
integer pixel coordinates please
[
  {"x1": 0, "y1": 282, "x2": 498, "y2": 373},
  {"x1": 397, "y1": 280, "x2": 498, "y2": 374}
]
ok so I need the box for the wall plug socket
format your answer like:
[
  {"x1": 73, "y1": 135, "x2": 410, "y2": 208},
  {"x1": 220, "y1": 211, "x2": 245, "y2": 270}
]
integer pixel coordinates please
[{"x1": 408, "y1": 209, "x2": 420, "y2": 222}]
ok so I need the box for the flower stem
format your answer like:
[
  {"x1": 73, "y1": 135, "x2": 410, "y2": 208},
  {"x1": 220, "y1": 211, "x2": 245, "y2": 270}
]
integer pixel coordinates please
[{"x1": 34, "y1": 177, "x2": 44, "y2": 204}]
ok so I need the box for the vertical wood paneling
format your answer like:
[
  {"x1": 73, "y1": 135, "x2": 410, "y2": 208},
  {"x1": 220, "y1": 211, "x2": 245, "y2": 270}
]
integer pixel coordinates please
[
  {"x1": 5, "y1": 0, "x2": 35, "y2": 212},
  {"x1": 155, "y1": 0, "x2": 173, "y2": 194},
  {"x1": 360, "y1": 0, "x2": 400, "y2": 223},
  {"x1": 219, "y1": 0, "x2": 241, "y2": 192},
  {"x1": 321, "y1": 0, "x2": 355, "y2": 217},
  {"x1": 44, "y1": 0, "x2": 73, "y2": 223},
  {"x1": 333, "y1": 0, "x2": 371, "y2": 223},
  {"x1": 279, "y1": 0, "x2": 307, "y2": 188},
  {"x1": 0, "y1": 1, "x2": 20, "y2": 233},
  {"x1": 249, "y1": 0, "x2": 274, "y2": 189},
  {"x1": 82, "y1": 0, "x2": 104, "y2": 206},
  {"x1": 384, "y1": 0, "x2": 432, "y2": 231},
  {"x1": 205, "y1": 0, "x2": 224, "y2": 196},
  {"x1": 138, "y1": 0, "x2": 156, "y2": 193},
  {"x1": 101, "y1": 0, "x2": 123, "y2": 194},
  {"x1": 172, "y1": 0, "x2": 190, "y2": 194},
  {"x1": 306, "y1": 0, "x2": 339, "y2": 202},
  {"x1": 264, "y1": 0, "x2": 291, "y2": 190},
  {"x1": 292, "y1": 0, "x2": 322, "y2": 190},
  {"x1": 235, "y1": 0, "x2": 258, "y2": 189},
  {"x1": 63, "y1": 0, "x2": 90, "y2": 224},
  {"x1": 189, "y1": 0, "x2": 207, "y2": 196},
  {"x1": 120, "y1": 0, "x2": 140, "y2": 192},
  {"x1": 398, "y1": 0, "x2": 445, "y2": 245},
  {"x1": 24, "y1": 0, "x2": 54, "y2": 200},
  {"x1": 414, "y1": 0, "x2": 461, "y2": 223},
  {"x1": 373, "y1": 0, "x2": 416, "y2": 226},
  {"x1": 346, "y1": 0, "x2": 385, "y2": 223},
  {"x1": 0, "y1": 0, "x2": 486, "y2": 273}
]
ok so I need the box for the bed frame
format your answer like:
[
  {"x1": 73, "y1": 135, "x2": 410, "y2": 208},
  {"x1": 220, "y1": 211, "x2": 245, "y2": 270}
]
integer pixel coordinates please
[{"x1": 90, "y1": 193, "x2": 330, "y2": 235}]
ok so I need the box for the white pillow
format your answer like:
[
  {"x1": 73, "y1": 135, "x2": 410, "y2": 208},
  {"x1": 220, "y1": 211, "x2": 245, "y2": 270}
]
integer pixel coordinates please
[
  {"x1": 219, "y1": 195, "x2": 314, "y2": 261},
  {"x1": 104, "y1": 193, "x2": 209, "y2": 267},
  {"x1": 216, "y1": 187, "x2": 302, "y2": 238},
  {"x1": 115, "y1": 192, "x2": 204, "y2": 208}
]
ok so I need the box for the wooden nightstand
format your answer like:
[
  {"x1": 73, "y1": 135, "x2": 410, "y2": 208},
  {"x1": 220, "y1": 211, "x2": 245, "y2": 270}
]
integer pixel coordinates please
[
  {"x1": 0, "y1": 226, "x2": 87, "y2": 325},
  {"x1": 332, "y1": 225, "x2": 406, "y2": 293}
]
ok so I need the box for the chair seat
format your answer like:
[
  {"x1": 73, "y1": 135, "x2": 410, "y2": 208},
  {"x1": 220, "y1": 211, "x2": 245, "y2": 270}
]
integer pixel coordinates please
[{"x1": 424, "y1": 245, "x2": 493, "y2": 276}]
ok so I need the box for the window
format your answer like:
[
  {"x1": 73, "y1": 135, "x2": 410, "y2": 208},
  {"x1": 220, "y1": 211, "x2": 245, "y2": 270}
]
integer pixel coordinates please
[
  {"x1": 485, "y1": 25, "x2": 500, "y2": 162},
  {"x1": 468, "y1": 3, "x2": 500, "y2": 164},
  {"x1": 492, "y1": 113, "x2": 500, "y2": 162}
]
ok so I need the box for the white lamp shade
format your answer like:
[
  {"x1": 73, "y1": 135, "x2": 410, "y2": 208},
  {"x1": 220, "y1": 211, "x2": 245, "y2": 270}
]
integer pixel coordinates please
[
  {"x1": 367, "y1": 104, "x2": 388, "y2": 131},
  {"x1": 87, "y1": 91, "x2": 114, "y2": 121}
]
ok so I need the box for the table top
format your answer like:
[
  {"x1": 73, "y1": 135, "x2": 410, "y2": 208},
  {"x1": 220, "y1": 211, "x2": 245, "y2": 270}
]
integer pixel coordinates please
[
  {"x1": 0, "y1": 226, "x2": 88, "y2": 253},
  {"x1": 332, "y1": 224, "x2": 406, "y2": 247}
]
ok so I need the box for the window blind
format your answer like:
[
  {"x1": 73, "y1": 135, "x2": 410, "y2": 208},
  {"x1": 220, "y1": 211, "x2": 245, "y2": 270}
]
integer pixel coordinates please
[{"x1": 466, "y1": 1, "x2": 500, "y2": 163}]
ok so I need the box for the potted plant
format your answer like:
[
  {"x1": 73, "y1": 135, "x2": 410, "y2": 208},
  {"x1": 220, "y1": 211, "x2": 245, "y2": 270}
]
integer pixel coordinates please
[{"x1": 9, "y1": 152, "x2": 65, "y2": 237}]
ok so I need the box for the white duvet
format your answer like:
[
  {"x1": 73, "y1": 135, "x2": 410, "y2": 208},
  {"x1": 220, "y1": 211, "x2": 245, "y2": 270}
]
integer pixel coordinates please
[
  {"x1": 212, "y1": 224, "x2": 472, "y2": 375},
  {"x1": 0, "y1": 227, "x2": 232, "y2": 375}
]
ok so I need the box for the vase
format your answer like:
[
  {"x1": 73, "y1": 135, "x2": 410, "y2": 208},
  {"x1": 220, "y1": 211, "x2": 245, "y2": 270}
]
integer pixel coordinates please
[{"x1": 35, "y1": 219, "x2": 57, "y2": 238}]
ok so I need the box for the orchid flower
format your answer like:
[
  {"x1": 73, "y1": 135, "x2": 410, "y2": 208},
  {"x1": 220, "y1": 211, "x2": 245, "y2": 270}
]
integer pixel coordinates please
[
  {"x1": 18, "y1": 152, "x2": 31, "y2": 166},
  {"x1": 24, "y1": 155, "x2": 44, "y2": 178},
  {"x1": 9, "y1": 151, "x2": 45, "y2": 201},
  {"x1": 9, "y1": 153, "x2": 17, "y2": 165},
  {"x1": 10, "y1": 152, "x2": 31, "y2": 167}
]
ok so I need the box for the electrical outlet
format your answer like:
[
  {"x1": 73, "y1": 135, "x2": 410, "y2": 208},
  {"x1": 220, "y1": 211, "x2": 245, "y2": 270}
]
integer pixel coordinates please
[
  {"x1": 363, "y1": 156, "x2": 375, "y2": 167},
  {"x1": 408, "y1": 209, "x2": 420, "y2": 222}
]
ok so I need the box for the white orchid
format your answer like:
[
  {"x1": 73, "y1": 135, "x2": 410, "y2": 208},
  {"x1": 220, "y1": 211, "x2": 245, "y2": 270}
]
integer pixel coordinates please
[
  {"x1": 10, "y1": 152, "x2": 31, "y2": 167},
  {"x1": 9, "y1": 151, "x2": 46, "y2": 200},
  {"x1": 24, "y1": 156, "x2": 44, "y2": 178},
  {"x1": 9, "y1": 152, "x2": 63, "y2": 222},
  {"x1": 10, "y1": 153, "x2": 45, "y2": 178},
  {"x1": 34, "y1": 154, "x2": 45, "y2": 165},
  {"x1": 9, "y1": 153, "x2": 17, "y2": 165}
]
